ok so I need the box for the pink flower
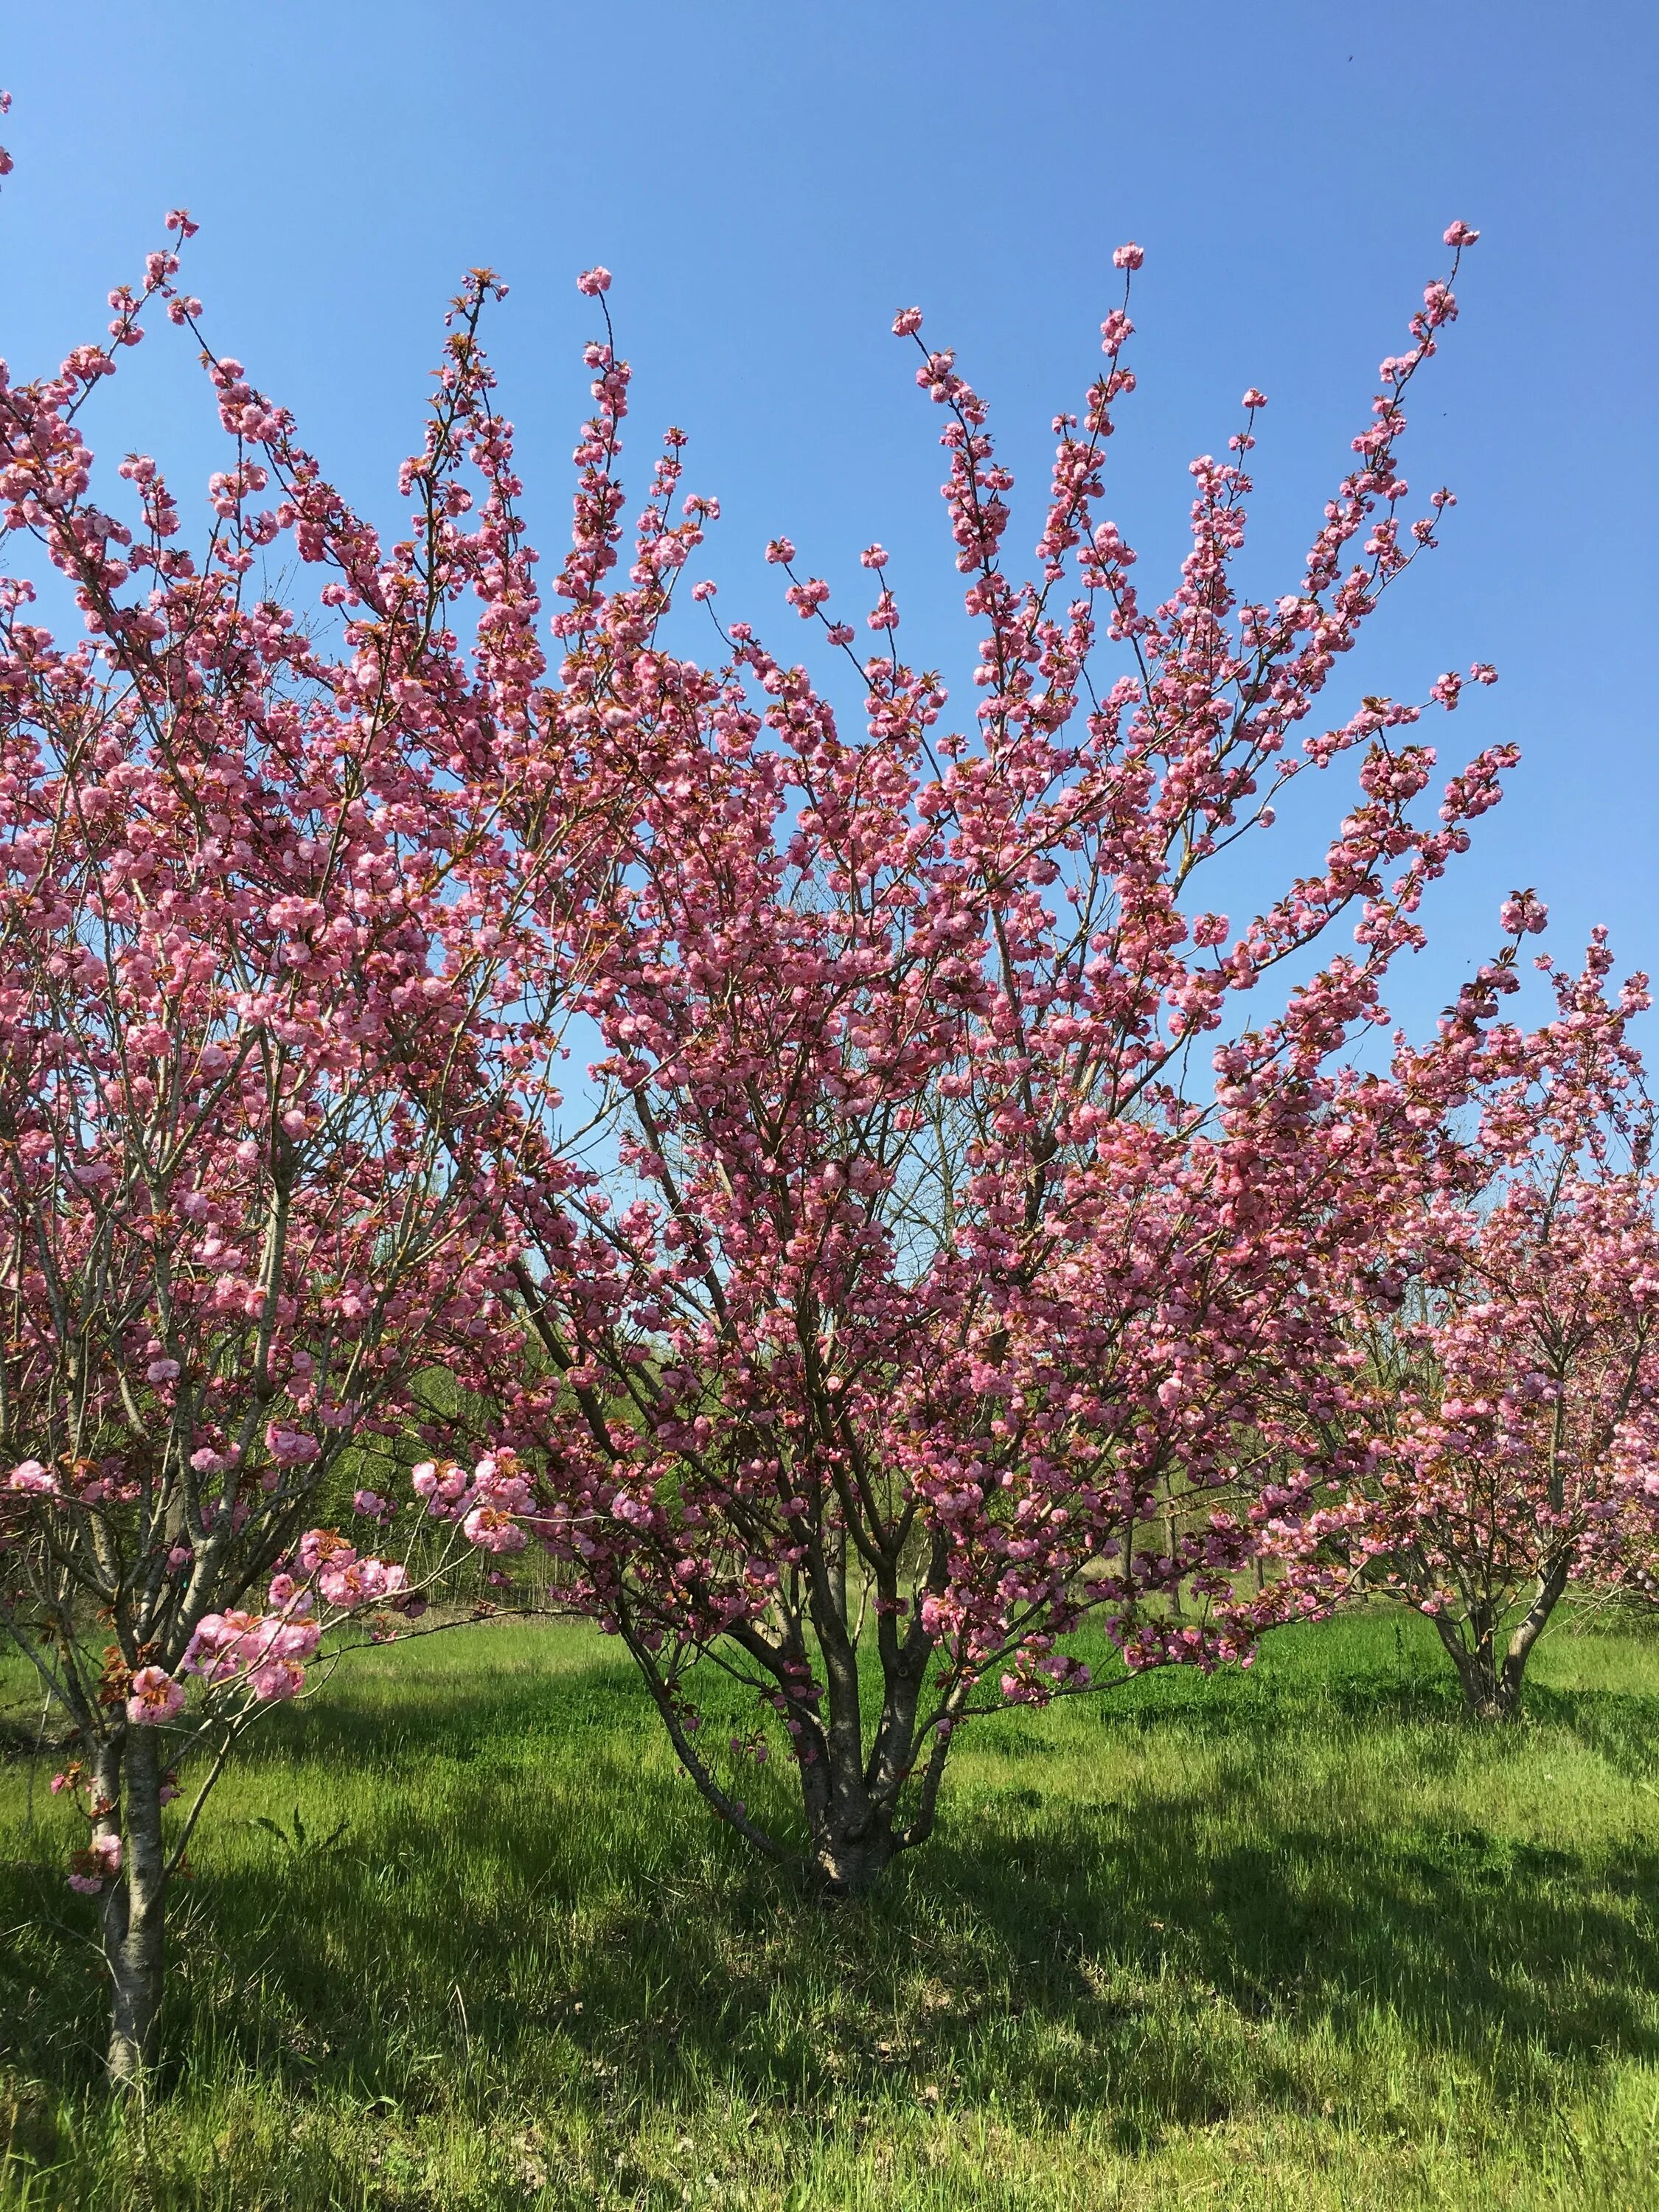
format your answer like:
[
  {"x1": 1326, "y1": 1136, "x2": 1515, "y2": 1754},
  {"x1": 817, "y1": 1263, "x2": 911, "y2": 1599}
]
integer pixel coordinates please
[
  {"x1": 250, "y1": 1656, "x2": 305, "y2": 1702},
  {"x1": 1443, "y1": 220, "x2": 1480, "y2": 248},
  {"x1": 1112, "y1": 241, "x2": 1145, "y2": 271},
  {"x1": 297, "y1": 1527, "x2": 354, "y2": 1573},
  {"x1": 317, "y1": 1559, "x2": 368, "y2": 1604},
  {"x1": 126, "y1": 1666, "x2": 186, "y2": 1727},
  {"x1": 891, "y1": 307, "x2": 923, "y2": 336},
  {"x1": 464, "y1": 1503, "x2": 529, "y2": 1554},
  {"x1": 1242, "y1": 389, "x2": 1268, "y2": 411},
  {"x1": 6, "y1": 1460, "x2": 57, "y2": 1494},
  {"x1": 67, "y1": 1833, "x2": 122, "y2": 1895},
  {"x1": 414, "y1": 1458, "x2": 473, "y2": 1517},
  {"x1": 180, "y1": 1613, "x2": 240, "y2": 1679},
  {"x1": 1099, "y1": 310, "x2": 1134, "y2": 354},
  {"x1": 577, "y1": 265, "x2": 612, "y2": 296},
  {"x1": 764, "y1": 538, "x2": 796, "y2": 566},
  {"x1": 785, "y1": 577, "x2": 830, "y2": 619},
  {"x1": 145, "y1": 1357, "x2": 181, "y2": 1384},
  {"x1": 1499, "y1": 891, "x2": 1548, "y2": 937},
  {"x1": 265, "y1": 1425, "x2": 319, "y2": 1466}
]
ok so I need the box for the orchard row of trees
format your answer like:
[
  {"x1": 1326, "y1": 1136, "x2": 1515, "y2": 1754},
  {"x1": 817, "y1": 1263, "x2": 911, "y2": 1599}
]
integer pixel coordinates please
[{"x1": 2, "y1": 195, "x2": 1655, "y2": 2087}]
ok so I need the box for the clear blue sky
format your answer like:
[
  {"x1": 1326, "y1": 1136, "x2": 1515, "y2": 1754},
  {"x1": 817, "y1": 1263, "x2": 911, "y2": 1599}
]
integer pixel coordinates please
[{"x1": 3, "y1": 1, "x2": 1654, "y2": 1046}]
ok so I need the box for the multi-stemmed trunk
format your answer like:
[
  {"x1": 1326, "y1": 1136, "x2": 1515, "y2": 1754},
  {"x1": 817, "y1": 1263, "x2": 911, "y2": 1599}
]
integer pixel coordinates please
[
  {"x1": 1432, "y1": 1557, "x2": 1571, "y2": 1722},
  {"x1": 95, "y1": 1728, "x2": 169, "y2": 2090},
  {"x1": 794, "y1": 1583, "x2": 942, "y2": 1896},
  {"x1": 633, "y1": 1534, "x2": 959, "y2": 1898}
]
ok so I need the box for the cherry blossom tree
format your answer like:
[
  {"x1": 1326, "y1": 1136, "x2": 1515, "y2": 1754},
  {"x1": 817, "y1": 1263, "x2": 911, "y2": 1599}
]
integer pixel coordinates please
[
  {"x1": 0, "y1": 203, "x2": 605, "y2": 2081},
  {"x1": 439, "y1": 229, "x2": 1523, "y2": 1891},
  {"x1": 1263, "y1": 931, "x2": 1659, "y2": 1719}
]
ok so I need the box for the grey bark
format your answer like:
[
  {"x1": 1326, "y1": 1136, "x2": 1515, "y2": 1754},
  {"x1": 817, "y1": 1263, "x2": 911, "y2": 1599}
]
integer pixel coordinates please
[
  {"x1": 98, "y1": 1728, "x2": 167, "y2": 2089},
  {"x1": 1434, "y1": 1555, "x2": 1570, "y2": 1721}
]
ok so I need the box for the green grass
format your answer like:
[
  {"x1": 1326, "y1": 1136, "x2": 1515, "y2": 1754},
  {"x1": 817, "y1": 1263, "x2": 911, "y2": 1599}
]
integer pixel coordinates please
[{"x1": 4, "y1": 1607, "x2": 1659, "y2": 2210}]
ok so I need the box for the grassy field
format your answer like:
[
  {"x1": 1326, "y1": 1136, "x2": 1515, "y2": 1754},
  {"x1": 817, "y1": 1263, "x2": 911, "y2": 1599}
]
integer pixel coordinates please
[{"x1": 2, "y1": 1607, "x2": 1658, "y2": 2211}]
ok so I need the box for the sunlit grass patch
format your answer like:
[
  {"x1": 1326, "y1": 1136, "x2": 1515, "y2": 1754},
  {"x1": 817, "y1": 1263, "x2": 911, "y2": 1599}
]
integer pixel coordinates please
[{"x1": 3, "y1": 1607, "x2": 1657, "y2": 2209}]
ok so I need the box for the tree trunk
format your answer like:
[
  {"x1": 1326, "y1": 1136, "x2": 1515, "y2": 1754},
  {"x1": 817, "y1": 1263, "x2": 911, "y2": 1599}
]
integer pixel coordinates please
[
  {"x1": 1164, "y1": 1507, "x2": 1183, "y2": 1620},
  {"x1": 804, "y1": 1792, "x2": 900, "y2": 1896},
  {"x1": 797, "y1": 1735, "x2": 906, "y2": 1894},
  {"x1": 794, "y1": 1652, "x2": 914, "y2": 1895},
  {"x1": 1433, "y1": 1559, "x2": 1569, "y2": 1722},
  {"x1": 1442, "y1": 1638, "x2": 1520, "y2": 1719},
  {"x1": 632, "y1": 1543, "x2": 948, "y2": 1897},
  {"x1": 100, "y1": 1728, "x2": 167, "y2": 2090},
  {"x1": 793, "y1": 1563, "x2": 937, "y2": 1896},
  {"x1": 1433, "y1": 1609, "x2": 1514, "y2": 1718}
]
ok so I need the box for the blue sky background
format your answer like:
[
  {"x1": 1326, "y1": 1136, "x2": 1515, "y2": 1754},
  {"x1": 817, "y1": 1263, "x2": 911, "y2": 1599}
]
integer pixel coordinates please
[{"x1": 2, "y1": 0, "x2": 1654, "y2": 1051}]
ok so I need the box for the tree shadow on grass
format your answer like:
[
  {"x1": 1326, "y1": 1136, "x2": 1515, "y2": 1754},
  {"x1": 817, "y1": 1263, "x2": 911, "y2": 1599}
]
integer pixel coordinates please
[
  {"x1": 934, "y1": 1779, "x2": 1659, "y2": 2114},
  {"x1": 1523, "y1": 1681, "x2": 1659, "y2": 1787}
]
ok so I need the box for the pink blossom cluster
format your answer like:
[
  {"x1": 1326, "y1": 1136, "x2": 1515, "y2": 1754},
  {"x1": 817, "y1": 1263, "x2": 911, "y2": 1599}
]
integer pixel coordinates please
[
  {"x1": 68, "y1": 1833, "x2": 122, "y2": 1896},
  {"x1": 124, "y1": 1666, "x2": 187, "y2": 1727},
  {"x1": 413, "y1": 1453, "x2": 533, "y2": 1552},
  {"x1": 175, "y1": 1538, "x2": 411, "y2": 1704}
]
